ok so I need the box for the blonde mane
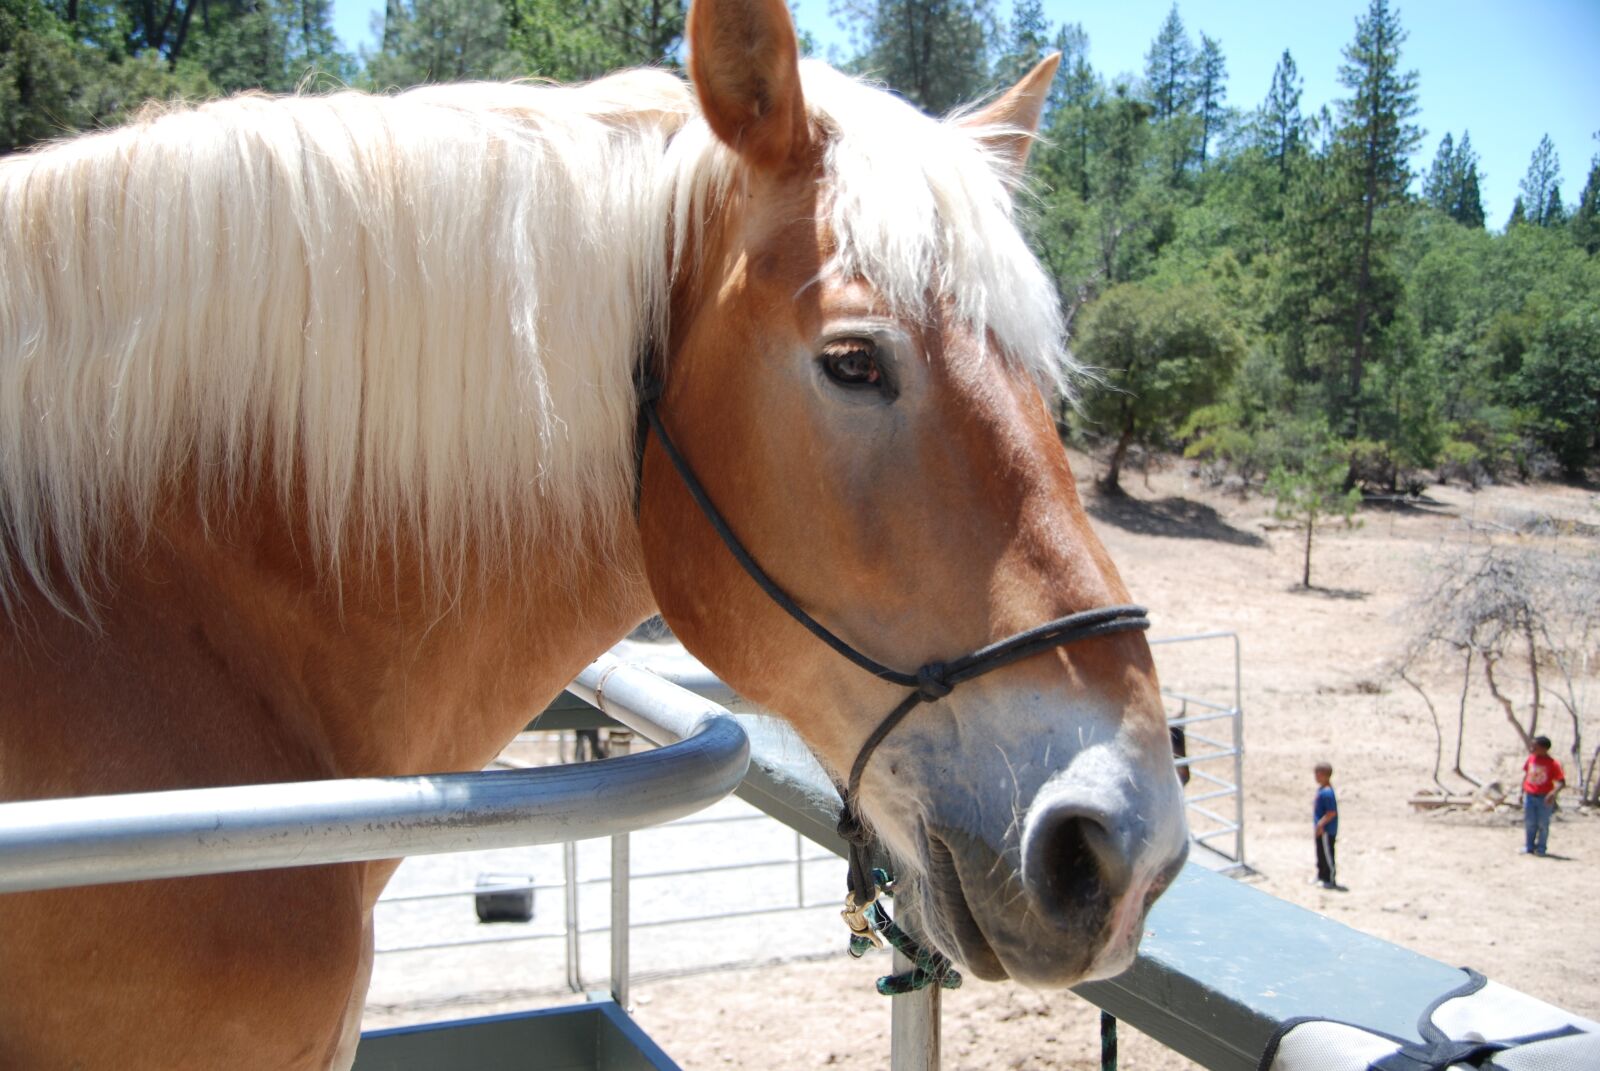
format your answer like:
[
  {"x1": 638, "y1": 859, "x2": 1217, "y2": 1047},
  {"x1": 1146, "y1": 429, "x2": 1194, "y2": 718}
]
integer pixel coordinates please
[{"x1": 0, "y1": 64, "x2": 1069, "y2": 614}]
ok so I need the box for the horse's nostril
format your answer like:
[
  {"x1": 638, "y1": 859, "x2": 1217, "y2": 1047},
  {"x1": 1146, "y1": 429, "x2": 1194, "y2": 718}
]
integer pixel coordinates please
[{"x1": 1022, "y1": 803, "x2": 1131, "y2": 926}]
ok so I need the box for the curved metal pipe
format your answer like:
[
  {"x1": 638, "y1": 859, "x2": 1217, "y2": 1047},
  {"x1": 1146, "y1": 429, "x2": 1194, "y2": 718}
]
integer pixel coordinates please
[{"x1": 0, "y1": 705, "x2": 748, "y2": 895}]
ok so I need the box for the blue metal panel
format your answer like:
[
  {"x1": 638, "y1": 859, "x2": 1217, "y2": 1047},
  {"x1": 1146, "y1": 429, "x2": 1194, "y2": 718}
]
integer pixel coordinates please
[
  {"x1": 1077, "y1": 866, "x2": 1468, "y2": 1070},
  {"x1": 353, "y1": 1001, "x2": 682, "y2": 1071}
]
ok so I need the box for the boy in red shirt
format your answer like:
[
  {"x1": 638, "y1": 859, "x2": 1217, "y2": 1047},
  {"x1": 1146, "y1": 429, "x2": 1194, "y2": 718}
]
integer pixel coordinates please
[{"x1": 1521, "y1": 735, "x2": 1565, "y2": 856}]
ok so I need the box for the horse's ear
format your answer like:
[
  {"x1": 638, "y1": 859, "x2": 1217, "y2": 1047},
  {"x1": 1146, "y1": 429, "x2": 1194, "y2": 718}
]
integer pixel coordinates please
[
  {"x1": 958, "y1": 53, "x2": 1060, "y2": 176},
  {"x1": 688, "y1": 0, "x2": 809, "y2": 172}
]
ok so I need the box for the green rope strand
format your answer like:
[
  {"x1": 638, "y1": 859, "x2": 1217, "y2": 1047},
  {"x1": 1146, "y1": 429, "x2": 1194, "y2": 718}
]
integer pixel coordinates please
[{"x1": 845, "y1": 869, "x2": 963, "y2": 995}]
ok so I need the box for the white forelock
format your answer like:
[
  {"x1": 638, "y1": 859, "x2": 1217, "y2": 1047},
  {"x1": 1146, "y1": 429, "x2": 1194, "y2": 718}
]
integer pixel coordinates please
[{"x1": 0, "y1": 64, "x2": 1069, "y2": 615}]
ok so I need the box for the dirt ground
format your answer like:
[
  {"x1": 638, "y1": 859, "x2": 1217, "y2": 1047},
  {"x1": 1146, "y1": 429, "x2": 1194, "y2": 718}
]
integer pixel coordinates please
[{"x1": 623, "y1": 455, "x2": 1600, "y2": 1070}]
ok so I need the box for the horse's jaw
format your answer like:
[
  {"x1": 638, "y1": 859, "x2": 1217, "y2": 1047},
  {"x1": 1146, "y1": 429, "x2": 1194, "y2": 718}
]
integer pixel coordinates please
[{"x1": 863, "y1": 684, "x2": 1189, "y2": 989}]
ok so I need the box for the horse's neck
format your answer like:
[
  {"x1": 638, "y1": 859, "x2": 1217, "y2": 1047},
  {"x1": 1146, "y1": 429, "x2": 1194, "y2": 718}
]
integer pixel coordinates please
[
  {"x1": 3, "y1": 490, "x2": 654, "y2": 792},
  {"x1": 182, "y1": 502, "x2": 656, "y2": 778}
]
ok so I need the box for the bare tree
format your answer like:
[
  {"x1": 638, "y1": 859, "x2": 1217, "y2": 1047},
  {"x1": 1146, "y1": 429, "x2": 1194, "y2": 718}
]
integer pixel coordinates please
[{"x1": 1400, "y1": 544, "x2": 1599, "y2": 801}]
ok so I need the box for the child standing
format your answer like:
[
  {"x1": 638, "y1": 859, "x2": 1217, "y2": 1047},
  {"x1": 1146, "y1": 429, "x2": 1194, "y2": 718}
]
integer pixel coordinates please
[
  {"x1": 1521, "y1": 735, "x2": 1565, "y2": 856},
  {"x1": 1313, "y1": 762, "x2": 1339, "y2": 889}
]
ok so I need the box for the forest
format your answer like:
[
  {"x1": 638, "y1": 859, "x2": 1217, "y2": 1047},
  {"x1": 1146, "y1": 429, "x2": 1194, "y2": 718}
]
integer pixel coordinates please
[{"x1": 4, "y1": 0, "x2": 1598, "y2": 497}]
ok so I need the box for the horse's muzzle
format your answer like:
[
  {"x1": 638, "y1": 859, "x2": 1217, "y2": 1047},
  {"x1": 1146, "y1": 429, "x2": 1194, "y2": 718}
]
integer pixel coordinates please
[{"x1": 913, "y1": 738, "x2": 1189, "y2": 988}]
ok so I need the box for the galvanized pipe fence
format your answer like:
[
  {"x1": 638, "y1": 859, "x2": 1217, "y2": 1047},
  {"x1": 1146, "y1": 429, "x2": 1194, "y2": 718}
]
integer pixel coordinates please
[
  {"x1": 0, "y1": 630, "x2": 1248, "y2": 1071},
  {"x1": 1149, "y1": 630, "x2": 1247, "y2": 870},
  {"x1": 6, "y1": 634, "x2": 1579, "y2": 1071},
  {"x1": 0, "y1": 717, "x2": 748, "y2": 895},
  {"x1": 590, "y1": 638, "x2": 1593, "y2": 1071},
  {"x1": 368, "y1": 631, "x2": 1246, "y2": 977}
]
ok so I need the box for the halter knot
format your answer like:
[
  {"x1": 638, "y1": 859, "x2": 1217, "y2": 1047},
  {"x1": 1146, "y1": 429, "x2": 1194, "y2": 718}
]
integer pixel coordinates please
[
  {"x1": 635, "y1": 372, "x2": 664, "y2": 404},
  {"x1": 837, "y1": 805, "x2": 872, "y2": 847},
  {"x1": 915, "y1": 662, "x2": 953, "y2": 701}
]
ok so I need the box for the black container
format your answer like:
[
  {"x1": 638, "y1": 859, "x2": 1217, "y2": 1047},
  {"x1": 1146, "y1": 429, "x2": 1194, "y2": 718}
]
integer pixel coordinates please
[{"x1": 473, "y1": 873, "x2": 535, "y2": 923}]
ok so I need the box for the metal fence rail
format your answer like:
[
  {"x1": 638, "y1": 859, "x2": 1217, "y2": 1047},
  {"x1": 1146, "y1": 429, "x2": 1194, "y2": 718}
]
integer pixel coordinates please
[
  {"x1": 10, "y1": 638, "x2": 1584, "y2": 1071},
  {"x1": 1152, "y1": 630, "x2": 1247, "y2": 868},
  {"x1": 0, "y1": 680, "x2": 748, "y2": 896},
  {"x1": 595, "y1": 640, "x2": 1593, "y2": 1071}
]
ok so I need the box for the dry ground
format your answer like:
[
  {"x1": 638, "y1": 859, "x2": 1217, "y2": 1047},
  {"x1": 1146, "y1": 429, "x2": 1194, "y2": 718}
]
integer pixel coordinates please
[{"x1": 625, "y1": 456, "x2": 1600, "y2": 1070}]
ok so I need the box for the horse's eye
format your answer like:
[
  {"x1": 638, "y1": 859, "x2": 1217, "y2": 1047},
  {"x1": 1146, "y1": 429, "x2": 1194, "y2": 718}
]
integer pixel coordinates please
[{"x1": 820, "y1": 340, "x2": 882, "y2": 388}]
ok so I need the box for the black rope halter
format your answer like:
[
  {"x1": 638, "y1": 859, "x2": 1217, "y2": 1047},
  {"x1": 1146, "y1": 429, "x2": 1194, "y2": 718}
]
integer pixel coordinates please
[{"x1": 635, "y1": 371, "x2": 1150, "y2": 991}]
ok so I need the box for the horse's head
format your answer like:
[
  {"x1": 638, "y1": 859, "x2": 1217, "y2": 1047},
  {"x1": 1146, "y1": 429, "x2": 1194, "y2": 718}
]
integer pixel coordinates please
[{"x1": 639, "y1": 0, "x2": 1187, "y2": 987}]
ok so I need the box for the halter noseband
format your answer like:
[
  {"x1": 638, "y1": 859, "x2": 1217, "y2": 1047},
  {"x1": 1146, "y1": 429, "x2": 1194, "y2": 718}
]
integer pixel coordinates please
[{"x1": 635, "y1": 373, "x2": 1150, "y2": 985}]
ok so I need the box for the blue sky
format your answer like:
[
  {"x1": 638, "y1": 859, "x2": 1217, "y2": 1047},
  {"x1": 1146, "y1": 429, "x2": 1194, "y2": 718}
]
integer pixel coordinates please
[{"x1": 332, "y1": 1, "x2": 1598, "y2": 228}]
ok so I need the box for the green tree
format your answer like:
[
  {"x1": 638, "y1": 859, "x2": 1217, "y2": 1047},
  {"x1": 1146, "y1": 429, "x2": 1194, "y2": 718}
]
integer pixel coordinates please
[
  {"x1": 1193, "y1": 32, "x2": 1226, "y2": 170},
  {"x1": 504, "y1": 0, "x2": 684, "y2": 81},
  {"x1": 836, "y1": 0, "x2": 995, "y2": 115},
  {"x1": 1572, "y1": 150, "x2": 1600, "y2": 255},
  {"x1": 1331, "y1": 0, "x2": 1421, "y2": 429},
  {"x1": 1449, "y1": 131, "x2": 1486, "y2": 228},
  {"x1": 366, "y1": 0, "x2": 517, "y2": 86},
  {"x1": 1256, "y1": 48, "x2": 1303, "y2": 196},
  {"x1": 1086, "y1": 82, "x2": 1154, "y2": 283},
  {"x1": 993, "y1": 0, "x2": 1047, "y2": 86},
  {"x1": 1515, "y1": 304, "x2": 1600, "y2": 477},
  {"x1": 1422, "y1": 131, "x2": 1485, "y2": 228},
  {"x1": 1518, "y1": 134, "x2": 1563, "y2": 227},
  {"x1": 1507, "y1": 195, "x2": 1528, "y2": 229},
  {"x1": 1, "y1": 0, "x2": 211, "y2": 153},
  {"x1": 1142, "y1": 2, "x2": 1191, "y2": 122},
  {"x1": 1041, "y1": 22, "x2": 1096, "y2": 200},
  {"x1": 1266, "y1": 426, "x2": 1362, "y2": 588},
  {"x1": 1074, "y1": 280, "x2": 1243, "y2": 492},
  {"x1": 1541, "y1": 185, "x2": 1567, "y2": 228},
  {"x1": 1422, "y1": 132, "x2": 1455, "y2": 210},
  {"x1": 1142, "y1": 3, "x2": 1198, "y2": 186}
]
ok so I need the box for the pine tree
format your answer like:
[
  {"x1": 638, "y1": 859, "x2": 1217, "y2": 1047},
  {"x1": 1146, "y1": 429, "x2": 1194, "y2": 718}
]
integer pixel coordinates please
[
  {"x1": 1507, "y1": 196, "x2": 1528, "y2": 229},
  {"x1": 111, "y1": 0, "x2": 349, "y2": 92},
  {"x1": 1572, "y1": 148, "x2": 1600, "y2": 255},
  {"x1": 1542, "y1": 185, "x2": 1567, "y2": 228},
  {"x1": 1518, "y1": 134, "x2": 1562, "y2": 227},
  {"x1": 1423, "y1": 131, "x2": 1485, "y2": 228},
  {"x1": 367, "y1": 0, "x2": 517, "y2": 85},
  {"x1": 1, "y1": 0, "x2": 218, "y2": 152},
  {"x1": 1142, "y1": 4, "x2": 1198, "y2": 187},
  {"x1": 1193, "y1": 32, "x2": 1226, "y2": 170},
  {"x1": 503, "y1": 0, "x2": 685, "y2": 81},
  {"x1": 1142, "y1": 3, "x2": 1192, "y2": 122},
  {"x1": 1450, "y1": 131, "x2": 1486, "y2": 228},
  {"x1": 837, "y1": 0, "x2": 995, "y2": 115},
  {"x1": 1088, "y1": 82, "x2": 1153, "y2": 282},
  {"x1": 1258, "y1": 49, "x2": 1303, "y2": 192},
  {"x1": 1332, "y1": 0, "x2": 1420, "y2": 426},
  {"x1": 1423, "y1": 133, "x2": 1454, "y2": 212},
  {"x1": 994, "y1": 0, "x2": 1048, "y2": 86},
  {"x1": 1042, "y1": 22, "x2": 1097, "y2": 202}
]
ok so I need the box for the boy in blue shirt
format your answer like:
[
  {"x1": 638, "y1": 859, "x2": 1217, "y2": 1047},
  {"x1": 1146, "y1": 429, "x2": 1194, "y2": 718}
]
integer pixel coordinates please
[{"x1": 1313, "y1": 762, "x2": 1339, "y2": 889}]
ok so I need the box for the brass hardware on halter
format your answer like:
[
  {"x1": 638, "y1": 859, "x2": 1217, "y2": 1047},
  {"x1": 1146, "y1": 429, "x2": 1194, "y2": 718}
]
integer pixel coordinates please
[{"x1": 841, "y1": 888, "x2": 884, "y2": 950}]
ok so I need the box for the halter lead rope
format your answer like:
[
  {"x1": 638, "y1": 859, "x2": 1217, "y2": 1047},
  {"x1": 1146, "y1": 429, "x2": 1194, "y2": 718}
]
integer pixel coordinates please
[{"x1": 636, "y1": 375, "x2": 1151, "y2": 993}]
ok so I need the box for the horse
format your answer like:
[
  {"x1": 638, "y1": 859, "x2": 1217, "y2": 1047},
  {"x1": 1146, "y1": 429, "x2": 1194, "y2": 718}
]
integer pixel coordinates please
[{"x1": 0, "y1": 0, "x2": 1188, "y2": 1066}]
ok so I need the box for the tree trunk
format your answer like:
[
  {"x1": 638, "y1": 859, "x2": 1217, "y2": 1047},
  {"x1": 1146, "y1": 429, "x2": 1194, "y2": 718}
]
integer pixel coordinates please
[
  {"x1": 1453, "y1": 648, "x2": 1479, "y2": 786},
  {"x1": 1348, "y1": 133, "x2": 1379, "y2": 434},
  {"x1": 1102, "y1": 412, "x2": 1135, "y2": 494},
  {"x1": 1301, "y1": 503, "x2": 1317, "y2": 587},
  {"x1": 169, "y1": 0, "x2": 198, "y2": 67},
  {"x1": 1540, "y1": 623, "x2": 1587, "y2": 800},
  {"x1": 1399, "y1": 667, "x2": 1450, "y2": 793},
  {"x1": 1482, "y1": 653, "x2": 1532, "y2": 750},
  {"x1": 383, "y1": 0, "x2": 402, "y2": 53},
  {"x1": 1523, "y1": 620, "x2": 1542, "y2": 741}
]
